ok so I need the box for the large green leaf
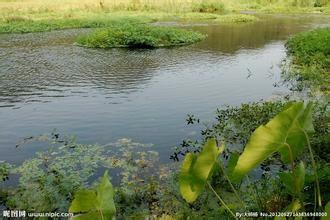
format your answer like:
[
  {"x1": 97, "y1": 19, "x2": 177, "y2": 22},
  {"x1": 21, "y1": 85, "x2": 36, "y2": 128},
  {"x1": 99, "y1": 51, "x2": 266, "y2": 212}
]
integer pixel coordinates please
[
  {"x1": 179, "y1": 138, "x2": 224, "y2": 203},
  {"x1": 231, "y1": 102, "x2": 313, "y2": 183},
  {"x1": 69, "y1": 171, "x2": 116, "y2": 220}
]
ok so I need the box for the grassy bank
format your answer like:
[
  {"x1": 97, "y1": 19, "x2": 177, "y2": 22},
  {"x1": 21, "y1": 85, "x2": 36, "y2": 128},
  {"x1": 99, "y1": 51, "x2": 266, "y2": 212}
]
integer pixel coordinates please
[
  {"x1": 0, "y1": 12, "x2": 258, "y2": 34},
  {"x1": 0, "y1": 0, "x2": 329, "y2": 34},
  {"x1": 284, "y1": 27, "x2": 330, "y2": 93}
]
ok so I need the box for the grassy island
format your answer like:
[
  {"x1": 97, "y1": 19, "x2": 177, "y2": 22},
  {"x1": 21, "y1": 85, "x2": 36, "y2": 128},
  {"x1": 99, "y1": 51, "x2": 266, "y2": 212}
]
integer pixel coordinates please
[{"x1": 76, "y1": 24, "x2": 206, "y2": 48}]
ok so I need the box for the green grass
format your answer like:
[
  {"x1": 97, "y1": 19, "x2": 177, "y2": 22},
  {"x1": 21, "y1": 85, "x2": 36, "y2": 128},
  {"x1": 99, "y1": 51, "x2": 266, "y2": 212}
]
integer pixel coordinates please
[
  {"x1": 177, "y1": 13, "x2": 258, "y2": 23},
  {"x1": 0, "y1": 11, "x2": 260, "y2": 34},
  {"x1": 285, "y1": 28, "x2": 330, "y2": 92},
  {"x1": 0, "y1": 13, "x2": 155, "y2": 34},
  {"x1": 76, "y1": 24, "x2": 206, "y2": 48},
  {"x1": 213, "y1": 14, "x2": 258, "y2": 23}
]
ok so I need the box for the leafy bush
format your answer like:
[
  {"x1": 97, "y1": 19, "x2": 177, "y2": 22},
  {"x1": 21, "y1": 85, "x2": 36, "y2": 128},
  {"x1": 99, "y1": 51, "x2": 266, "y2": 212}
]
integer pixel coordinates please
[{"x1": 76, "y1": 24, "x2": 206, "y2": 48}]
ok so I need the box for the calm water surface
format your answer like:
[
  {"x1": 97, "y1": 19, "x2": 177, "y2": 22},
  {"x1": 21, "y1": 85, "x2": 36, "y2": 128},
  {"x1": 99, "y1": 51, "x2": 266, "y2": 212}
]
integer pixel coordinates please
[{"x1": 0, "y1": 14, "x2": 328, "y2": 163}]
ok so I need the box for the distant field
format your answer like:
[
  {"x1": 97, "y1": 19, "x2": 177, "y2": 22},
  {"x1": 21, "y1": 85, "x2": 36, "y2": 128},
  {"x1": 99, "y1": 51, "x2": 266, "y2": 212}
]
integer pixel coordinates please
[
  {"x1": 0, "y1": 0, "x2": 329, "y2": 17},
  {"x1": 0, "y1": 0, "x2": 328, "y2": 33}
]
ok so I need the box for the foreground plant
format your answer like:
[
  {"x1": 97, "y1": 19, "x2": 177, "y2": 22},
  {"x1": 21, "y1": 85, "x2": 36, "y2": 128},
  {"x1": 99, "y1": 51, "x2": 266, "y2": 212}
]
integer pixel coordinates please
[
  {"x1": 179, "y1": 102, "x2": 326, "y2": 216},
  {"x1": 69, "y1": 171, "x2": 116, "y2": 219}
]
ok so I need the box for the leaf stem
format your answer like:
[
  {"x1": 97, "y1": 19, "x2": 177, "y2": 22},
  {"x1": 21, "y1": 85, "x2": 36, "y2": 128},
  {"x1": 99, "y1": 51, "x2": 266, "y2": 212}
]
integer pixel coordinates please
[
  {"x1": 284, "y1": 143, "x2": 295, "y2": 173},
  {"x1": 217, "y1": 161, "x2": 245, "y2": 207},
  {"x1": 207, "y1": 181, "x2": 237, "y2": 219},
  {"x1": 302, "y1": 129, "x2": 322, "y2": 207}
]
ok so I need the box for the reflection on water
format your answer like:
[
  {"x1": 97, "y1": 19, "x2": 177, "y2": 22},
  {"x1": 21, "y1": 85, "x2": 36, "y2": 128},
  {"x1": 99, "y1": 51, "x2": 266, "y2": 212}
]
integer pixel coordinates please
[{"x1": 0, "y1": 14, "x2": 328, "y2": 163}]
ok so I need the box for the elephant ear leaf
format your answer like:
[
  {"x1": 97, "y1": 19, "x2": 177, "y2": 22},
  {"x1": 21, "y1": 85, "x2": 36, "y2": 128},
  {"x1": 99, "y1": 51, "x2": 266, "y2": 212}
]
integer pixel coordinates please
[
  {"x1": 231, "y1": 102, "x2": 313, "y2": 183},
  {"x1": 179, "y1": 138, "x2": 224, "y2": 203},
  {"x1": 69, "y1": 171, "x2": 116, "y2": 220}
]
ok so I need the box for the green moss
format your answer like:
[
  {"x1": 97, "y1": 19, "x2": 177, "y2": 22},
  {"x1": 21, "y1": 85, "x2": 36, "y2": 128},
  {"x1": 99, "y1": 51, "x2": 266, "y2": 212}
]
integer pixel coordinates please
[
  {"x1": 285, "y1": 28, "x2": 330, "y2": 92},
  {"x1": 76, "y1": 24, "x2": 206, "y2": 48}
]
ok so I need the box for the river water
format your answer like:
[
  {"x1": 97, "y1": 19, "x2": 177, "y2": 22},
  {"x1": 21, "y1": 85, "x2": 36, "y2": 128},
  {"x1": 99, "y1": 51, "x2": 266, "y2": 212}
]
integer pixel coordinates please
[{"x1": 0, "y1": 14, "x2": 328, "y2": 163}]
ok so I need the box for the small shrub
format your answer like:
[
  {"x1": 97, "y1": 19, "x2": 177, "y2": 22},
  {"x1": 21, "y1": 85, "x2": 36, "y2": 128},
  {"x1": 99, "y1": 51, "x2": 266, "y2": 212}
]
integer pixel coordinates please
[
  {"x1": 314, "y1": 0, "x2": 329, "y2": 7},
  {"x1": 192, "y1": 1, "x2": 226, "y2": 13}
]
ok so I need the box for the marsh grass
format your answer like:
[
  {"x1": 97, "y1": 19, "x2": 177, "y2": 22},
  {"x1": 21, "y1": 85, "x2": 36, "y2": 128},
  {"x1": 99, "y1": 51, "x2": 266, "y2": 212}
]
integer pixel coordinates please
[{"x1": 76, "y1": 24, "x2": 206, "y2": 48}]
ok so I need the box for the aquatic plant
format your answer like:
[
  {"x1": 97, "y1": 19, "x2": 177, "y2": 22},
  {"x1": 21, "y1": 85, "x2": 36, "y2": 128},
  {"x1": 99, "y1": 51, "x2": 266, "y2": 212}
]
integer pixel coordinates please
[
  {"x1": 178, "y1": 102, "x2": 326, "y2": 216},
  {"x1": 76, "y1": 24, "x2": 206, "y2": 48}
]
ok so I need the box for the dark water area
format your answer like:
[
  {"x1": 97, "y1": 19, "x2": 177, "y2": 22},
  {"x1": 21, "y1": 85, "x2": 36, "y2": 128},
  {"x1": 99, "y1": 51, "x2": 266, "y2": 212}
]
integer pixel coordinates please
[{"x1": 0, "y1": 14, "x2": 329, "y2": 164}]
